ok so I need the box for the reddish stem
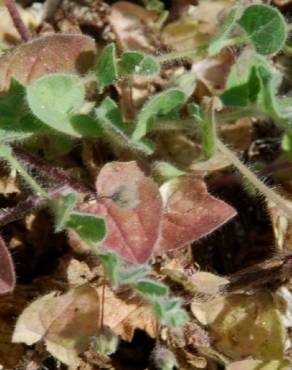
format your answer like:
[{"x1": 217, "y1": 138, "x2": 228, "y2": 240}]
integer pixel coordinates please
[
  {"x1": 13, "y1": 147, "x2": 95, "y2": 196},
  {"x1": 0, "y1": 185, "x2": 68, "y2": 226},
  {"x1": 5, "y1": 0, "x2": 31, "y2": 42}
]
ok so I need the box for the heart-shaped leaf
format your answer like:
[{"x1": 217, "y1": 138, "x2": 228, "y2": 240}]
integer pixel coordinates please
[
  {"x1": 157, "y1": 175, "x2": 237, "y2": 251},
  {"x1": 79, "y1": 163, "x2": 236, "y2": 263},
  {"x1": 81, "y1": 161, "x2": 163, "y2": 264}
]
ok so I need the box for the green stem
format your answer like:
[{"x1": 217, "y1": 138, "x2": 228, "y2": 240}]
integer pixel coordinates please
[
  {"x1": 217, "y1": 138, "x2": 292, "y2": 220},
  {"x1": 220, "y1": 35, "x2": 247, "y2": 49},
  {"x1": 155, "y1": 106, "x2": 261, "y2": 131},
  {"x1": 156, "y1": 34, "x2": 247, "y2": 64},
  {"x1": 0, "y1": 145, "x2": 51, "y2": 202}
]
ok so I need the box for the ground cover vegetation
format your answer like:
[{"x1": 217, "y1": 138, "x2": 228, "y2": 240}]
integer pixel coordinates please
[{"x1": 0, "y1": 0, "x2": 292, "y2": 369}]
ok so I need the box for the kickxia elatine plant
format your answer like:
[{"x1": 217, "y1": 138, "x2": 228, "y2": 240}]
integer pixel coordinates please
[{"x1": 1, "y1": 1, "x2": 292, "y2": 368}]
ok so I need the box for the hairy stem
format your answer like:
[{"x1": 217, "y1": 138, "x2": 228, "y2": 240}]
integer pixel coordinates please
[
  {"x1": 155, "y1": 106, "x2": 261, "y2": 131},
  {"x1": 156, "y1": 46, "x2": 205, "y2": 63},
  {"x1": 13, "y1": 147, "x2": 95, "y2": 195},
  {"x1": 217, "y1": 138, "x2": 292, "y2": 219},
  {"x1": 0, "y1": 185, "x2": 69, "y2": 226},
  {"x1": 0, "y1": 145, "x2": 51, "y2": 201},
  {"x1": 5, "y1": 0, "x2": 31, "y2": 42}
]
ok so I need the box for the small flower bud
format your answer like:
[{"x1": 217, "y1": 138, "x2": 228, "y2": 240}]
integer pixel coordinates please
[
  {"x1": 153, "y1": 346, "x2": 178, "y2": 370},
  {"x1": 94, "y1": 326, "x2": 119, "y2": 356}
]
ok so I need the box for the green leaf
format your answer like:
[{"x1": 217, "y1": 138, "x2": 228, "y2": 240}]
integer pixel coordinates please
[
  {"x1": 119, "y1": 51, "x2": 160, "y2": 76},
  {"x1": 189, "y1": 102, "x2": 216, "y2": 159},
  {"x1": 119, "y1": 265, "x2": 150, "y2": 284},
  {"x1": 142, "y1": 0, "x2": 164, "y2": 12},
  {"x1": 0, "y1": 79, "x2": 24, "y2": 120},
  {"x1": 67, "y1": 212, "x2": 107, "y2": 243},
  {"x1": 221, "y1": 52, "x2": 272, "y2": 107},
  {"x1": 152, "y1": 298, "x2": 189, "y2": 327},
  {"x1": 132, "y1": 89, "x2": 186, "y2": 140},
  {"x1": 27, "y1": 74, "x2": 86, "y2": 137},
  {"x1": 133, "y1": 279, "x2": 169, "y2": 297},
  {"x1": 281, "y1": 133, "x2": 292, "y2": 159},
  {"x1": 209, "y1": 6, "x2": 241, "y2": 56},
  {"x1": 188, "y1": 103, "x2": 204, "y2": 122},
  {"x1": 70, "y1": 113, "x2": 103, "y2": 138},
  {"x1": 137, "y1": 55, "x2": 160, "y2": 76},
  {"x1": 168, "y1": 73, "x2": 196, "y2": 99},
  {"x1": 238, "y1": 4, "x2": 287, "y2": 55},
  {"x1": 95, "y1": 97, "x2": 154, "y2": 155},
  {"x1": 0, "y1": 79, "x2": 53, "y2": 135},
  {"x1": 95, "y1": 43, "x2": 118, "y2": 93},
  {"x1": 119, "y1": 52, "x2": 144, "y2": 74},
  {"x1": 0, "y1": 129, "x2": 33, "y2": 144},
  {"x1": 152, "y1": 161, "x2": 186, "y2": 183},
  {"x1": 99, "y1": 252, "x2": 119, "y2": 288},
  {"x1": 0, "y1": 144, "x2": 13, "y2": 158},
  {"x1": 54, "y1": 193, "x2": 78, "y2": 232},
  {"x1": 256, "y1": 65, "x2": 292, "y2": 130},
  {"x1": 221, "y1": 66, "x2": 261, "y2": 107}
]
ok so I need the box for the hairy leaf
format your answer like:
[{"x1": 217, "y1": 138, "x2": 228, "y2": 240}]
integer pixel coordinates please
[
  {"x1": 79, "y1": 161, "x2": 163, "y2": 264},
  {"x1": 54, "y1": 193, "x2": 78, "y2": 232},
  {"x1": 95, "y1": 43, "x2": 118, "y2": 93},
  {"x1": 67, "y1": 212, "x2": 107, "y2": 243},
  {"x1": 0, "y1": 79, "x2": 53, "y2": 135},
  {"x1": 27, "y1": 74, "x2": 86, "y2": 137},
  {"x1": 119, "y1": 51, "x2": 160, "y2": 76},
  {"x1": 95, "y1": 97, "x2": 154, "y2": 155},
  {"x1": 157, "y1": 175, "x2": 237, "y2": 251},
  {"x1": 132, "y1": 89, "x2": 186, "y2": 140},
  {"x1": 133, "y1": 279, "x2": 169, "y2": 297},
  {"x1": 0, "y1": 34, "x2": 96, "y2": 91},
  {"x1": 208, "y1": 6, "x2": 241, "y2": 56},
  {"x1": 238, "y1": 4, "x2": 287, "y2": 55},
  {"x1": 152, "y1": 298, "x2": 189, "y2": 327}
]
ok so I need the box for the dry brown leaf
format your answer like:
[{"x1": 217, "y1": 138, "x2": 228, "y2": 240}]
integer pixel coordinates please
[
  {"x1": 0, "y1": 167, "x2": 20, "y2": 195},
  {"x1": 162, "y1": 0, "x2": 235, "y2": 51},
  {"x1": 192, "y1": 292, "x2": 286, "y2": 361},
  {"x1": 109, "y1": 1, "x2": 158, "y2": 52},
  {"x1": 12, "y1": 285, "x2": 100, "y2": 367},
  {"x1": 188, "y1": 271, "x2": 229, "y2": 296},
  {"x1": 227, "y1": 359, "x2": 291, "y2": 370},
  {"x1": 98, "y1": 286, "x2": 156, "y2": 341},
  {"x1": 272, "y1": 0, "x2": 292, "y2": 6}
]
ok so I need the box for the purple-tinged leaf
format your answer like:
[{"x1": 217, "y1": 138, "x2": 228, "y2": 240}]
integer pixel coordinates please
[{"x1": 0, "y1": 236, "x2": 15, "y2": 294}]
